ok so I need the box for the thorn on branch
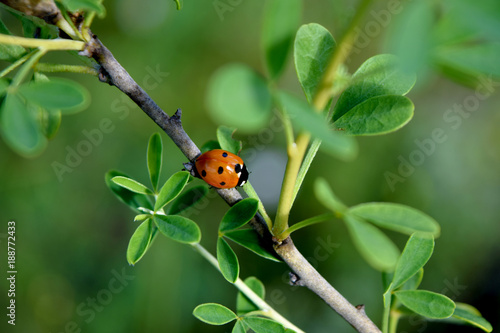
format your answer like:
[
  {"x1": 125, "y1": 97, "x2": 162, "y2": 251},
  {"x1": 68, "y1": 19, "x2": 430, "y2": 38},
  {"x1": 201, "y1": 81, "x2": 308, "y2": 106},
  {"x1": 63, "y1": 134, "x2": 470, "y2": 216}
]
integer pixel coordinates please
[
  {"x1": 356, "y1": 304, "x2": 366, "y2": 314},
  {"x1": 171, "y1": 108, "x2": 182, "y2": 121},
  {"x1": 289, "y1": 272, "x2": 305, "y2": 286}
]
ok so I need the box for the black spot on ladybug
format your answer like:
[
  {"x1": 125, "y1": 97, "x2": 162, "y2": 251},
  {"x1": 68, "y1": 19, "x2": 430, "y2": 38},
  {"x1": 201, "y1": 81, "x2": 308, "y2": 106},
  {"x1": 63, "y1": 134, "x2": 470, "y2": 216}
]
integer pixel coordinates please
[
  {"x1": 222, "y1": 152, "x2": 228, "y2": 157},
  {"x1": 234, "y1": 164, "x2": 241, "y2": 173},
  {"x1": 201, "y1": 170, "x2": 207, "y2": 177},
  {"x1": 218, "y1": 166, "x2": 223, "y2": 174},
  {"x1": 220, "y1": 181, "x2": 226, "y2": 186}
]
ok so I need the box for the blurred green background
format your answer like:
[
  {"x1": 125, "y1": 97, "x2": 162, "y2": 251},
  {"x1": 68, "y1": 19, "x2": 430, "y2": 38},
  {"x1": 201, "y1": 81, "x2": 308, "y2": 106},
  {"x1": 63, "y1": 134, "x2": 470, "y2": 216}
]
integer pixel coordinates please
[{"x1": 1, "y1": 0, "x2": 499, "y2": 332}]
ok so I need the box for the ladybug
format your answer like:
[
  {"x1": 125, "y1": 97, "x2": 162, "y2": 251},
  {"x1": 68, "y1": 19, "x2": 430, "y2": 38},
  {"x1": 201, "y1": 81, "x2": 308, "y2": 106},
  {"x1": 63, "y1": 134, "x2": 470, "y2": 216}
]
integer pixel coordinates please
[{"x1": 184, "y1": 149, "x2": 249, "y2": 189}]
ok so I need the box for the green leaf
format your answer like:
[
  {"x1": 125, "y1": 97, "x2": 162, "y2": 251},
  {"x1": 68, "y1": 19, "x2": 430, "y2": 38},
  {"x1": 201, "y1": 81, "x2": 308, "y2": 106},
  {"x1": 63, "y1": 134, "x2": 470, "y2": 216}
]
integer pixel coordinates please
[
  {"x1": 385, "y1": 0, "x2": 434, "y2": 76},
  {"x1": 277, "y1": 91, "x2": 357, "y2": 160},
  {"x1": 61, "y1": 0, "x2": 106, "y2": 17},
  {"x1": 217, "y1": 237, "x2": 240, "y2": 283},
  {"x1": 40, "y1": 109, "x2": 61, "y2": 139},
  {"x1": 452, "y1": 302, "x2": 493, "y2": 332},
  {"x1": 105, "y1": 170, "x2": 153, "y2": 213},
  {"x1": 154, "y1": 171, "x2": 190, "y2": 211},
  {"x1": 1, "y1": 4, "x2": 59, "y2": 39},
  {"x1": 348, "y1": 203, "x2": 440, "y2": 236},
  {"x1": 153, "y1": 215, "x2": 201, "y2": 244},
  {"x1": 262, "y1": 0, "x2": 301, "y2": 80},
  {"x1": 219, "y1": 198, "x2": 259, "y2": 233},
  {"x1": 168, "y1": 185, "x2": 208, "y2": 215},
  {"x1": 236, "y1": 276, "x2": 265, "y2": 315},
  {"x1": 18, "y1": 78, "x2": 90, "y2": 114},
  {"x1": 111, "y1": 176, "x2": 153, "y2": 195},
  {"x1": 127, "y1": 219, "x2": 154, "y2": 265},
  {"x1": 435, "y1": 42, "x2": 500, "y2": 80},
  {"x1": 201, "y1": 140, "x2": 221, "y2": 153},
  {"x1": 242, "y1": 317, "x2": 285, "y2": 333},
  {"x1": 313, "y1": 177, "x2": 347, "y2": 214},
  {"x1": 391, "y1": 233, "x2": 434, "y2": 290},
  {"x1": 0, "y1": 93, "x2": 46, "y2": 156},
  {"x1": 232, "y1": 320, "x2": 248, "y2": 333},
  {"x1": 344, "y1": 214, "x2": 400, "y2": 271},
  {"x1": 147, "y1": 133, "x2": 163, "y2": 191},
  {"x1": 294, "y1": 23, "x2": 336, "y2": 102},
  {"x1": 334, "y1": 95, "x2": 414, "y2": 136},
  {"x1": 333, "y1": 54, "x2": 416, "y2": 122},
  {"x1": 207, "y1": 64, "x2": 272, "y2": 133},
  {"x1": 134, "y1": 214, "x2": 150, "y2": 222},
  {"x1": 224, "y1": 229, "x2": 280, "y2": 262},
  {"x1": 193, "y1": 303, "x2": 237, "y2": 325},
  {"x1": 217, "y1": 126, "x2": 242, "y2": 154},
  {"x1": 394, "y1": 290, "x2": 455, "y2": 319}
]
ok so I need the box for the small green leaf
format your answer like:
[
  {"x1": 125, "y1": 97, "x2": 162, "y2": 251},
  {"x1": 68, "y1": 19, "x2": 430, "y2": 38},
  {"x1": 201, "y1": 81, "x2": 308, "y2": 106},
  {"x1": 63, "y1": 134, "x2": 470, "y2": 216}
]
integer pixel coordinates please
[
  {"x1": 344, "y1": 214, "x2": 400, "y2": 271},
  {"x1": 217, "y1": 126, "x2": 242, "y2": 154},
  {"x1": 334, "y1": 95, "x2": 414, "y2": 136},
  {"x1": 207, "y1": 64, "x2": 272, "y2": 133},
  {"x1": 294, "y1": 23, "x2": 336, "y2": 102},
  {"x1": 41, "y1": 109, "x2": 62, "y2": 139},
  {"x1": 61, "y1": 0, "x2": 106, "y2": 17},
  {"x1": 193, "y1": 303, "x2": 237, "y2": 325},
  {"x1": 219, "y1": 198, "x2": 259, "y2": 233},
  {"x1": 232, "y1": 320, "x2": 248, "y2": 333},
  {"x1": 18, "y1": 78, "x2": 90, "y2": 114},
  {"x1": 127, "y1": 219, "x2": 154, "y2": 265},
  {"x1": 112, "y1": 176, "x2": 153, "y2": 195},
  {"x1": 153, "y1": 215, "x2": 201, "y2": 244},
  {"x1": 452, "y1": 302, "x2": 493, "y2": 332},
  {"x1": 105, "y1": 170, "x2": 153, "y2": 213},
  {"x1": 154, "y1": 171, "x2": 190, "y2": 211},
  {"x1": 134, "y1": 214, "x2": 150, "y2": 222},
  {"x1": 333, "y1": 54, "x2": 416, "y2": 122},
  {"x1": 224, "y1": 229, "x2": 280, "y2": 262},
  {"x1": 394, "y1": 290, "x2": 455, "y2": 319},
  {"x1": 242, "y1": 316, "x2": 285, "y2": 333},
  {"x1": 391, "y1": 233, "x2": 434, "y2": 290},
  {"x1": 277, "y1": 91, "x2": 357, "y2": 160},
  {"x1": 348, "y1": 202, "x2": 440, "y2": 236},
  {"x1": 147, "y1": 133, "x2": 162, "y2": 191},
  {"x1": 0, "y1": 93, "x2": 46, "y2": 156},
  {"x1": 262, "y1": 0, "x2": 301, "y2": 80},
  {"x1": 314, "y1": 177, "x2": 347, "y2": 214},
  {"x1": 217, "y1": 237, "x2": 240, "y2": 283},
  {"x1": 168, "y1": 185, "x2": 208, "y2": 215},
  {"x1": 236, "y1": 276, "x2": 265, "y2": 315},
  {"x1": 201, "y1": 140, "x2": 221, "y2": 153}
]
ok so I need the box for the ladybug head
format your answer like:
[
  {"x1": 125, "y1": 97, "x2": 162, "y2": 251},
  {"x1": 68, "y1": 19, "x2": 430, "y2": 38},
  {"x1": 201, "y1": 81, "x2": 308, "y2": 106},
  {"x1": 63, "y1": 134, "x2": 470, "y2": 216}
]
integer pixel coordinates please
[{"x1": 236, "y1": 163, "x2": 249, "y2": 187}]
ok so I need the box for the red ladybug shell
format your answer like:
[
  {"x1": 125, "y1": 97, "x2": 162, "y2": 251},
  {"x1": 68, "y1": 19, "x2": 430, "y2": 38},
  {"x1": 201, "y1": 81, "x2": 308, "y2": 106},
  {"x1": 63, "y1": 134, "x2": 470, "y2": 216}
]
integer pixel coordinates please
[{"x1": 191, "y1": 149, "x2": 249, "y2": 189}]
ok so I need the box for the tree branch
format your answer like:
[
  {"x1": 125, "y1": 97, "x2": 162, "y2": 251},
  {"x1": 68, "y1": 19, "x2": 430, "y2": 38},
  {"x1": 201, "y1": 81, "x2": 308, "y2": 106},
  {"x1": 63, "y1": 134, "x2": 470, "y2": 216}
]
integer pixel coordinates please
[
  {"x1": 275, "y1": 238, "x2": 381, "y2": 332},
  {"x1": 1, "y1": 3, "x2": 381, "y2": 331}
]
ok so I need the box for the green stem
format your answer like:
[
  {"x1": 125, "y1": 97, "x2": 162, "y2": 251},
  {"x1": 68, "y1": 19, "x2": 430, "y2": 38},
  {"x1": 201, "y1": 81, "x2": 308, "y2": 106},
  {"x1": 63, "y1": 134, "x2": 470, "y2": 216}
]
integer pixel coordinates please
[
  {"x1": 10, "y1": 48, "x2": 46, "y2": 87},
  {"x1": 242, "y1": 181, "x2": 273, "y2": 231},
  {"x1": 0, "y1": 34, "x2": 85, "y2": 51},
  {"x1": 191, "y1": 243, "x2": 304, "y2": 333},
  {"x1": 382, "y1": 296, "x2": 391, "y2": 333},
  {"x1": 388, "y1": 310, "x2": 401, "y2": 333},
  {"x1": 272, "y1": 0, "x2": 373, "y2": 240},
  {"x1": 0, "y1": 49, "x2": 37, "y2": 78},
  {"x1": 283, "y1": 212, "x2": 334, "y2": 237},
  {"x1": 34, "y1": 63, "x2": 98, "y2": 75}
]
